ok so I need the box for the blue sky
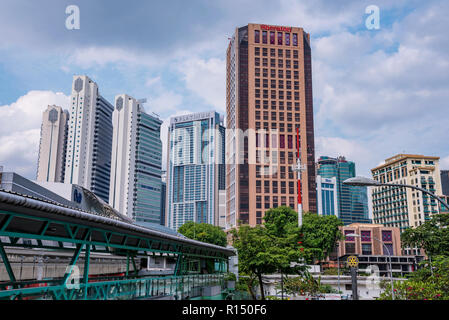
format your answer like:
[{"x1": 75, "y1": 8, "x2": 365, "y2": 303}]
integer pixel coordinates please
[{"x1": 0, "y1": 0, "x2": 448, "y2": 179}]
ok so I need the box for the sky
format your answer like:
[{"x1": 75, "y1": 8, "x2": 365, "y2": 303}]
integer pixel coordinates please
[{"x1": 0, "y1": 0, "x2": 448, "y2": 180}]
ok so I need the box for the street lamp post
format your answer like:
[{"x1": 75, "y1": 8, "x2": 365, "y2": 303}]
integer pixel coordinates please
[
  {"x1": 335, "y1": 242, "x2": 341, "y2": 294},
  {"x1": 345, "y1": 233, "x2": 395, "y2": 300},
  {"x1": 343, "y1": 177, "x2": 449, "y2": 210}
]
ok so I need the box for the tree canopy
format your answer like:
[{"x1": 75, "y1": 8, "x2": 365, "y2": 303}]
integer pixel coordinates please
[
  {"x1": 401, "y1": 214, "x2": 449, "y2": 257},
  {"x1": 178, "y1": 221, "x2": 227, "y2": 247},
  {"x1": 298, "y1": 212, "x2": 344, "y2": 264}
]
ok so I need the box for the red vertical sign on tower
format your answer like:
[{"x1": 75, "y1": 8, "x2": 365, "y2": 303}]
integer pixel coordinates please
[{"x1": 296, "y1": 127, "x2": 302, "y2": 205}]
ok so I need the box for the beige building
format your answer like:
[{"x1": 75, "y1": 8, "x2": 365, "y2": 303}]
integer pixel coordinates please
[
  {"x1": 225, "y1": 23, "x2": 316, "y2": 228},
  {"x1": 36, "y1": 105, "x2": 69, "y2": 183},
  {"x1": 371, "y1": 154, "x2": 443, "y2": 234},
  {"x1": 337, "y1": 223, "x2": 401, "y2": 257}
]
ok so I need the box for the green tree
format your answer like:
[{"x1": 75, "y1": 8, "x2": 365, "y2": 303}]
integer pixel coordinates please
[
  {"x1": 231, "y1": 223, "x2": 303, "y2": 300},
  {"x1": 231, "y1": 207, "x2": 344, "y2": 299},
  {"x1": 299, "y1": 212, "x2": 344, "y2": 264},
  {"x1": 263, "y1": 205, "x2": 299, "y2": 237},
  {"x1": 178, "y1": 221, "x2": 227, "y2": 247},
  {"x1": 401, "y1": 214, "x2": 449, "y2": 258},
  {"x1": 263, "y1": 206, "x2": 307, "y2": 274}
]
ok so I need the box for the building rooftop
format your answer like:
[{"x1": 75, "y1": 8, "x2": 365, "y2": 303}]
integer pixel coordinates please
[{"x1": 372, "y1": 154, "x2": 440, "y2": 172}]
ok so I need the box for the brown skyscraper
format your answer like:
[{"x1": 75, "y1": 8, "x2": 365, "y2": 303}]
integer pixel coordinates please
[{"x1": 225, "y1": 23, "x2": 316, "y2": 228}]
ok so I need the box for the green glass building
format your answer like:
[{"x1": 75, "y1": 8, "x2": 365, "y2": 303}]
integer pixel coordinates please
[{"x1": 316, "y1": 156, "x2": 371, "y2": 225}]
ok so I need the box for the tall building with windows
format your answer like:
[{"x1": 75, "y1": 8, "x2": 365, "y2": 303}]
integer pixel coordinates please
[
  {"x1": 166, "y1": 111, "x2": 225, "y2": 231},
  {"x1": 316, "y1": 176, "x2": 338, "y2": 217},
  {"x1": 64, "y1": 75, "x2": 114, "y2": 203},
  {"x1": 109, "y1": 94, "x2": 163, "y2": 224},
  {"x1": 161, "y1": 171, "x2": 167, "y2": 225},
  {"x1": 372, "y1": 155, "x2": 445, "y2": 257},
  {"x1": 441, "y1": 170, "x2": 449, "y2": 212},
  {"x1": 36, "y1": 105, "x2": 69, "y2": 183},
  {"x1": 226, "y1": 23, "x2": 316, "y2": 228},
  {"x1": 441, "y1": 170, "x2": 449, "y2": 195},
  {"x1": 371, "y1": 154, "x2": 443, "y2": 232},
  {"x1": 316, "y1": 156, "x2": 370, "y2": 224}
]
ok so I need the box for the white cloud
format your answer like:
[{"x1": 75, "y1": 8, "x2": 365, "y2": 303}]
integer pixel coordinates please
[
  {"x1": 177, "y1": 57, "x2": 226, "y2": 112},
  {"x1": 0, "y1": 91, "x2": 70, "y2": 178},
  {"x1": 312, "y1": 1, "x2": 449, "y2": 176},
  {"x1": 68, "y1": 47, "x2": 160, "y2": 69},
  {"x1": 315, "y1": 136, "x2": 374, "y2": 172},
  {"x1": 145, "y1": 76, "x2": 161, "y2": 87},
  {"x1": 146, "y1": 91, "x2": 183, "y2": 115}
]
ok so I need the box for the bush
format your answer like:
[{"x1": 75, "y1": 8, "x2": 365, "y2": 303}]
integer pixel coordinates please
[
  {"x1": 378, "y1": 256, "x2": 449, "y2": 300},
  {"x1": 225, "y1": 272, "x2": 237, "y2": 281}
]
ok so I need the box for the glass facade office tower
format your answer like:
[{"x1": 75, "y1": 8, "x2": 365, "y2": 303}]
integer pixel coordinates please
[
  {"x1": 36, "y1": 105, "x2": 69, "y2": 183},
  {"x1": 109, "y1": 94, "x2": 163, "y2": 224},
  {"x1": 317, "y1": 156, "x2": 370, "y2": 225},
  {"x1": 226, "y1": 23, "x2": 316, "y2": 228},
  {"x1": 441, "y1": 170, "x2": 449, "y2": 195},
  {"x1": 64, "y1": 75, "x2": 113, "y2": 203},
  {"x1": 372, "y1": 154, "x2": 443, "y2": 232},
  {"x1": 166, "y1": 112, "x2": 225, "y2": 231}
]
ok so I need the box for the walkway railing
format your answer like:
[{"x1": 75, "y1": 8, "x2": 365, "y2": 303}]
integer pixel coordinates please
[{"x1": 0, "y1": 273, "x2": 226, "y2": 300}]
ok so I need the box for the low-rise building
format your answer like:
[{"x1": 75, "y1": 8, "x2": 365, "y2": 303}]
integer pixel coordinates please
[{"x1": 332, "y1": 223, "x2": 422, "y2": 277}]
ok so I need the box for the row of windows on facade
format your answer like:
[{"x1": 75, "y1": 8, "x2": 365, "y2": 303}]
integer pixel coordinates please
[
  {"x1": 254, "y1": 30, "x2": 300, "y2": 47},
  {"x1": 255, "y1": 150, "x2": 296, "y2": 164},
  {"x1": 255, "y1": 62, "x2": 300, "y2": 73},
  {"x1": 254, "y1": 133, "x2": 298, "y2": 149},
  {"x1": 256, "y1": 123, "x2": 298, "y2": 134},
  {"x1": 255, "y1": 100, "x2": 300, "y2": 111},
  {"x1": 256, "y1": 195, "x2": 296, "y2": 209},
  {"x1": 255, "y1": 47, "x2": 299, "y2": 58},
  {"x1": 255, "y1": 180, "x2": 296, "y2": 194},
  {"x1": 344, "y1": 243, "x2": 394, "y2": 256},
  {"x1": 254, "y1": 62, "x2": 301, "y2": 77},
  {"x1": 255, "y1": 165, "x2": 298, "y2": 180},
  {"x1": 256, "y1": 90, "x2": 301, "y2": 103},
  {"x1": 255, "y1": 59, "x2": 300, "y2": 70},
  {"x1": 374, "y1": 165, "x2": 435, "y2": 183},
  {"x1": 344, "y1": 230, "x2": 393, "y2": 242},
  {"x1": 255, "y1": 89, "x2": 300, "y2": 100},
  {"x1": 374, "y1": 160, "x2": 435, "y2": 175},
  {"x1": 375, "y1": 220, "x2": 419, "y2": 230},
  {"x1": 255, "y1": 111, "x2": 300, "y2": 122},
  {"x1": 372, "y1": 186, "x2": 407, "y2": 197},
  {"x1": 255, "y1": 77, "x2": 300, "y2": 89}
]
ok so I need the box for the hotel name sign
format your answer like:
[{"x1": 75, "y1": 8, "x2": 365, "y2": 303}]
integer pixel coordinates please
[
  {"x1": 260, "y1": 24, "x2": 292, "y2": 32},
  {"x1": 171, "y1": 112, "x2": 215, "y2": 124}
]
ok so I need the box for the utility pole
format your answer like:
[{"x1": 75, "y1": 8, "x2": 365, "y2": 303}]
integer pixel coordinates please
[
  {"x1": 350, "y1": 267, "x2": 358, "y2": 300},
  {"x1": 347, "y1": 255, "x2": 359, "y2": 300}
]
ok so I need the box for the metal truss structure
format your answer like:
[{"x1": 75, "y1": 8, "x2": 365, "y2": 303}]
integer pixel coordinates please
[{"x1": 0, "y1": 190, "x2": 234, "y2": 300}]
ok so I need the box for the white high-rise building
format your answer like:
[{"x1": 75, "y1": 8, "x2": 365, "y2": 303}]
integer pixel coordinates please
[
  {"x1": 109, "y1": 94, "x2": 163, "y2": 223},
  {"x1": 64, "y1": 75, "x2": 114, "y2": 203},
  {"x1": 36, "y1": 105, "x2": 69, "y2": 183},
  {"x1": 166, "y1": 111, "x2": 225, "y2": 231}
]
